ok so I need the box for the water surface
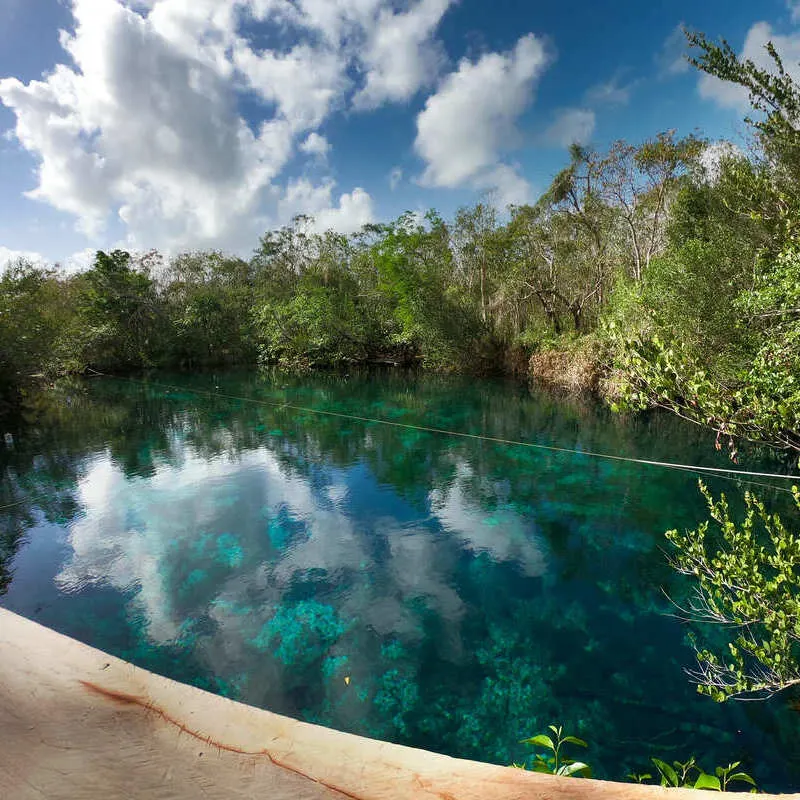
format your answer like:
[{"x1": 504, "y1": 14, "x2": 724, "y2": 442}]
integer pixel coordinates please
[{"x1": 1, "y1": 370, "x2": 798, "y2": 789}]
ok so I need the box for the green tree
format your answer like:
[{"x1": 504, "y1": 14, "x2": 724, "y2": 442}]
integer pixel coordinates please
[
  {"x1": 163, "y1": 251, "x2": 256, "y2": 367},
  {"x1": 71, "y1": 250, "x2": 164, "y2": 372},
  {"x1": 370, "y1": 211, "x2": 488, "y2": 370}
]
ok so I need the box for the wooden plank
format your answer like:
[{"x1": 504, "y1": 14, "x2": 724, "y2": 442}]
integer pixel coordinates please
[{"x1": 0, "y1": 608, "x2": 790, "y2": 799}]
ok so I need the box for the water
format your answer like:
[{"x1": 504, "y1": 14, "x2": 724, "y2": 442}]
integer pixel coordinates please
[{"x1": 1, "y1": 370, "x2": 798, "y2": 790}]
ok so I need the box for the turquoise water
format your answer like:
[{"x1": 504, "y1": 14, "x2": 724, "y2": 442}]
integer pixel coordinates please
[{"x1": 1, "y1": 370, "x2": 798, "y2": 789}]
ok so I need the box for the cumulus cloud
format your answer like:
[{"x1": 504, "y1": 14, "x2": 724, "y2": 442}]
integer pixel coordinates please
[
  {"x1": 0, "y1": 245, "x2": 99, "y2": 274},
  {"x1": 697, "y1": 140, "x2": 743, "y2": 183},
  {"x1": 415, "y1": 33, "x2": 549, "y2": 206},
  {"x1": 62, "y1": 247, "x2": 98, "y2": 273},
  {"x1": 299, "y1": 132, "x2": 331, "y2": 160},
  {"x1": 352, "y1": 0, "x2": 452, "y2": 109},
  {"x1": 279, "y1": 178, "x2": 375, "y2": 232},
  {"x1": 543, "y1": 107, "x2": 595, "y2": 148},
  {"x1": 697, "y1": 22, "x2": 800, "y2": 111},
  {"x1": 0, "y1": 0, "x2": 455, "y2": 252},
  {"x1": 233, "y1": 43, "x2": 349, "y2": 132},
  {"x1": 0, "y1": 0, "x2": 294, "y2": 247},
  {"x1": 0, "y1": 245, "x2": 45, "y2": 271}
]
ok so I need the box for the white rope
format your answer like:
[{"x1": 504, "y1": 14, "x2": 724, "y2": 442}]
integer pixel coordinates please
[
  {"x1": 4, "y1": 373, "x2": 796, "y2": 514},
  {"x1": 126, "y1": 376, "x2": 800, "y2": 485}
]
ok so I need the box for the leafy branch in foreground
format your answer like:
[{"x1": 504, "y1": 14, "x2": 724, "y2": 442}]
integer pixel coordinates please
[{"x1": 667, "y1": 481, "x2": 800, "y2": 701}]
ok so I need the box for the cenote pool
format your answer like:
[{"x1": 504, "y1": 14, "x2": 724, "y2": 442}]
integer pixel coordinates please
[{"x1": 1, "y1": 370, "x2": 798, "y2": 790}]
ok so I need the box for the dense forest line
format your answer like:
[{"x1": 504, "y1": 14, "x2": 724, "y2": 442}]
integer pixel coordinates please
[{"x1": 2, "y1": 31, "x2": 799, "y2": 466}]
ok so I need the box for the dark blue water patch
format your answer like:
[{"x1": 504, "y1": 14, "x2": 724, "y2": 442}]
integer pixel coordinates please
[{"x1": 1, "y1": 369, "x2": 798, "y2": 790}]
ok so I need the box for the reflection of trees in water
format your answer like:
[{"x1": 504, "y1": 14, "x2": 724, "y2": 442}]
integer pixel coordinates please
[{"x1": 1, "y1": 370, "x2": 797, "y2": 785}]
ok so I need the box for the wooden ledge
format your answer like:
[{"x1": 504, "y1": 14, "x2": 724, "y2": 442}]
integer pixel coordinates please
[{"x1": 0, "y1": 608, "x2": 791, "y2": 799}]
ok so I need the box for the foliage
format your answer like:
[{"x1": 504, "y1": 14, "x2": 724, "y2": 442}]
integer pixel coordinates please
[
  {"x1": 0, "y1": 260, "x2": 74, "y2": 412},
  {"x1": 604, "y1": 42, "x2": 800, "y2": 454},
  {"x1": 517, "y1": 724, "x2": 758, "y2": 790},
  {"x1": 667, "y1": 481, "x2": 800, "y2": 701},
  {"x1": 519, "y1": 724, "x2": 592, "y2": 777},
  {"x1": 649, "y1": 756, "x2": 757, "y2": 792},
  {"x1": 687, "y1": 29, "x2": 800, "y2": 211},
  {"x1": 369, "y1": 211, "x2": 488, "y2": 370},
  {"x1": 162, "y1": 251, "x2": 257, "y2": 367},
  {"x1": 2, "y1": 28, "x2": 800, "y2": 469},
  {"x1": 71, "y1": 250, "x2": 163, "y2": 372}
]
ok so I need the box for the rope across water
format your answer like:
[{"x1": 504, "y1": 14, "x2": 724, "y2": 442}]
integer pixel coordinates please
[
  {"x1": 120, "y1": 374, "x2": 800, "y2": 486},
  {"x1": 2, "y1": 372, "x2": 797, "y2": 513}
]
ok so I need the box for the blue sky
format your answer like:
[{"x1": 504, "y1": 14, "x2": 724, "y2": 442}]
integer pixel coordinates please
[{"x1": 0, "y1": 0, "x2": 796, "y2": 267}]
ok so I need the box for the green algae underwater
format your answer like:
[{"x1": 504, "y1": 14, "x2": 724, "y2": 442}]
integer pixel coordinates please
[{"x1": 1, "y1": 369, "x2": 798, "y2": 790}]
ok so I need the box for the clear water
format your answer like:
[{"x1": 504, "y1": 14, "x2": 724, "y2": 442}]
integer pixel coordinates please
[{"x1": 1, "y1": 370, "x2": 798, "y2": 790}]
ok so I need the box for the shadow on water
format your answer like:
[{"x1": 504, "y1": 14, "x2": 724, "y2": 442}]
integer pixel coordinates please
[{"x1": 1, "y1": 368, "x2": 799, "y2": 790}]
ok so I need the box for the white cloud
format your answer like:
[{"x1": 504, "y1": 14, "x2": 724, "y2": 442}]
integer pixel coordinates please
[
  {"x1": 233, "y1": 42, "x2": 349, "y2": 132},
  {"x1": 0, "y1": 245, "x2": 45, "y2": 271},
  {"x1": 0, "y1": 0, "x2": 440, "y2": 253},
  {"x1": 0, "y1": 0, "x2": 293, "y2": 248},
  {"x1": 788, "y1": 1, "x2": 800, "y2": 23},
  {"x1": 352, "y1": 0, "x2": 452, "y2": 109},
  {"x1": 299, "y1": 132, "x2": 331, "y2": 159},
  {"x1": 415, "y1": 33, "x2": 549, "y2": 206},
  {"x1": 698, "y1": 22, "x2": 800, "y2": 111},
  {"x1": 543, "y1": 107, "x2": 595, "y2": 148},
  {"x1": 62, "y1": 247, "x2": 98, "y2": 274},
  {"x1": 145, "y1": 0, "x2": 240, "y2": 76},
  {"x1": 585, "y1": 75, "x2": 633, "y2": 107},
  {"x1": 476, "y1": 164, "x2": 531, "y2": 207},
  {"x1": 279, "y1": 178, "x2": 375, "y2": 232},
  {"x1": 658, "y1": 24, "x2": 690, "y2": 77},
  {"x1": 389, "y1": 166, "x2": 403, "y2": 190}
]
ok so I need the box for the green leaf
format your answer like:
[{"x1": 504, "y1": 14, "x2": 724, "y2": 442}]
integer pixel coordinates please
[
  {"x1": 693, "y1": 773, "x2": 721, "y2": 791},
  {"x1": 558, "y1": 761, "x2": 592, "y2": 778},
  {"x1": 652, "y1": 758, "x2": 679, "y2": 787},
  {"x1": 728, "y1": 773, "x2": 757, "y2": 787},
  {"x1": 560, "y1": 736, "x2": 587, "y2": 748},
  {"x1": 522, "y1": 734, "x2": 555, "y2": 751}
]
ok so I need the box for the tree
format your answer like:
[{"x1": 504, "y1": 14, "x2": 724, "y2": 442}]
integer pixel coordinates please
[
  {"x1": 70, "y1": 250, "x2": 164, "y2": 371},
  {"x1": 687, "y1": 30, "x2": 800, "y2": 245},
  {"x1": 0, "y1": 261, "x2": 71, "y2": 411},
  {"x1": 163, "y1": 251, "x2": 256, "y2": 366},
  {"x1": 606, "y1": 35, "x2": 800, "y2": 456},
  {"x1": 599, "y1": 132, "x2": 705, "y2": 281},
  {"x1": 507, "y1": 146, "x2": 618, "y2": 335},
  {"x1": 369, "y1": 211, "x2": 488, "y2": 369}
]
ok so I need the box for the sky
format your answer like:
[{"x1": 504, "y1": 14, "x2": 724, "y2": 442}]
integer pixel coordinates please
[{"x1": 0, "y1": 0, "x2": 798, "y2": 268}]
